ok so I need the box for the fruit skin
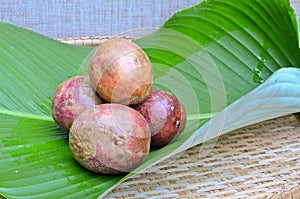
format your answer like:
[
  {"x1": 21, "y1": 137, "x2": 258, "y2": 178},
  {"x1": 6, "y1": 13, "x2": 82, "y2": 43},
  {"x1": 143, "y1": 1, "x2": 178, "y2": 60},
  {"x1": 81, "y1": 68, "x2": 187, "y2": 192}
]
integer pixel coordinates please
[
  {"x1": 69, "y1": 104, "x2": 151, "y2": 174},
  {"x1": 89, "y1": 38, "x2": 153, "y2": 105},
  {"x1": 52, "y1": 76, "x2": 105, "y2": 132},
  {"x1": 133, "y1": 90, "x2": 187, "y2": 148}
]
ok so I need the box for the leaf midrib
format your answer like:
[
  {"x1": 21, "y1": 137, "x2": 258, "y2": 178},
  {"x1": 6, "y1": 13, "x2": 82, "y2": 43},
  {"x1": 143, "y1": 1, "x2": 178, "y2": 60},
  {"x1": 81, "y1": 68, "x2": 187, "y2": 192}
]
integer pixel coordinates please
[{"x1": 0, "y1": 109, "x2": 53, "y2": 122}]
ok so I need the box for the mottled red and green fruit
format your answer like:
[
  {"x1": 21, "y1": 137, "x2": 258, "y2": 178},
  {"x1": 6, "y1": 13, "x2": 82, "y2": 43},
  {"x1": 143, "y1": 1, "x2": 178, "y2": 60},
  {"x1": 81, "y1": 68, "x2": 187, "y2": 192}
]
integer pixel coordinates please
[
  {"x1": 69, "y1": 104, "x2": 151, "y2": 174},
  {"x1": 133, "y1": 90, "x2": 187, "y2": 148},
  {"x1": 52, "y1": 76, "x2": 105, "y2": 132}
]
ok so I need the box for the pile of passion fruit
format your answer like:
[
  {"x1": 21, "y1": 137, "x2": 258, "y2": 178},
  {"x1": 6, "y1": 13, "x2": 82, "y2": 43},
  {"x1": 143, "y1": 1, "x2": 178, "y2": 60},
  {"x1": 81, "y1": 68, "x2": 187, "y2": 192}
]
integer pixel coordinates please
[{"x1": 52, "y1": 38, "x2": 187, "y2": 174}]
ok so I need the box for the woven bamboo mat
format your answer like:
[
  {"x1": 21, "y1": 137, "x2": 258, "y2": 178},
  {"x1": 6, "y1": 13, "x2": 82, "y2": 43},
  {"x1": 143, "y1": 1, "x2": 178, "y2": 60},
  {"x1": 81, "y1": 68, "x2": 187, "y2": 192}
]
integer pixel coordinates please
[{"x1": 58, "y1": 37, "x2": 300, "y2": 199}]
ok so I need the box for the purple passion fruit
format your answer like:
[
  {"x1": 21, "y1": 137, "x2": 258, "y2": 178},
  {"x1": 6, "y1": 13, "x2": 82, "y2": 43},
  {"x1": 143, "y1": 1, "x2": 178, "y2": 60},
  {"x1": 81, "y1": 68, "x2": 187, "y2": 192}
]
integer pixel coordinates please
[
  {"x1": 133, "y1": 90, "x2": 187, "y2": 147},
  {"x1": 69, "y1": 104, "x2": 151, "y2": 174},
  {"x1": 89, "y1": 38, "x2": 153, "y2": 105},
  {"x1": 52, "y1": 76, "x2": 105, "y2": 132}
]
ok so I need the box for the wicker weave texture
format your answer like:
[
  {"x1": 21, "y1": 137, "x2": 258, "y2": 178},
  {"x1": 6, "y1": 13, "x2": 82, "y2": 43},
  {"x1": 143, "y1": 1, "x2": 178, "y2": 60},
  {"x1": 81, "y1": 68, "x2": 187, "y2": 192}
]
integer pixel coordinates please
[
  {"x1": 58, "y1": 37, "x2": 300, "y2": 199},
  {"x1": 105, "y1": 114, "x2": 300, "y2": 199},
  {"x1": 57, "y1": 36, "x2": 135, "y2": 46}
]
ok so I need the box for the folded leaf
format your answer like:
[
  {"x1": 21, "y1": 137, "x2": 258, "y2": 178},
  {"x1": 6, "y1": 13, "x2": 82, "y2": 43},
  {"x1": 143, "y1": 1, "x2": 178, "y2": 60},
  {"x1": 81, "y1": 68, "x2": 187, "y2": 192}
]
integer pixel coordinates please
[{"x1": 0, "y1": 0, "x2": 300, "y2": 199}]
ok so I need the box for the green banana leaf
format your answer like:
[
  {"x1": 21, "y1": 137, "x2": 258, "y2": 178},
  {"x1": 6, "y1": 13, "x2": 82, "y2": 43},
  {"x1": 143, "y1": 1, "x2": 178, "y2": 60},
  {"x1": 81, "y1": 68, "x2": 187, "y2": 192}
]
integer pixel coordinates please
[{"x1": 1, "y1": 0, "x2": 300, "y2": 198}]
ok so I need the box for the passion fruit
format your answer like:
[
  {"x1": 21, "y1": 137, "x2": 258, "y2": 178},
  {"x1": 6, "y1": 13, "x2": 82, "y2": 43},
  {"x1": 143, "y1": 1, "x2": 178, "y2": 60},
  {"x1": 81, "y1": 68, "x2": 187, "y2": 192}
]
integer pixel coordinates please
[
  {"x1": 133, "y1": 90, "x2": 187, "y2": 147},
  {"x1": 69, "y1": 104, "x2": 151, "y2": 174},
  {"x1": 52, "y1": 76, "x2": 105, "y2": 132},
  {"x1": 89, "y1": 38, "x2": 153, "y2": 105}
]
